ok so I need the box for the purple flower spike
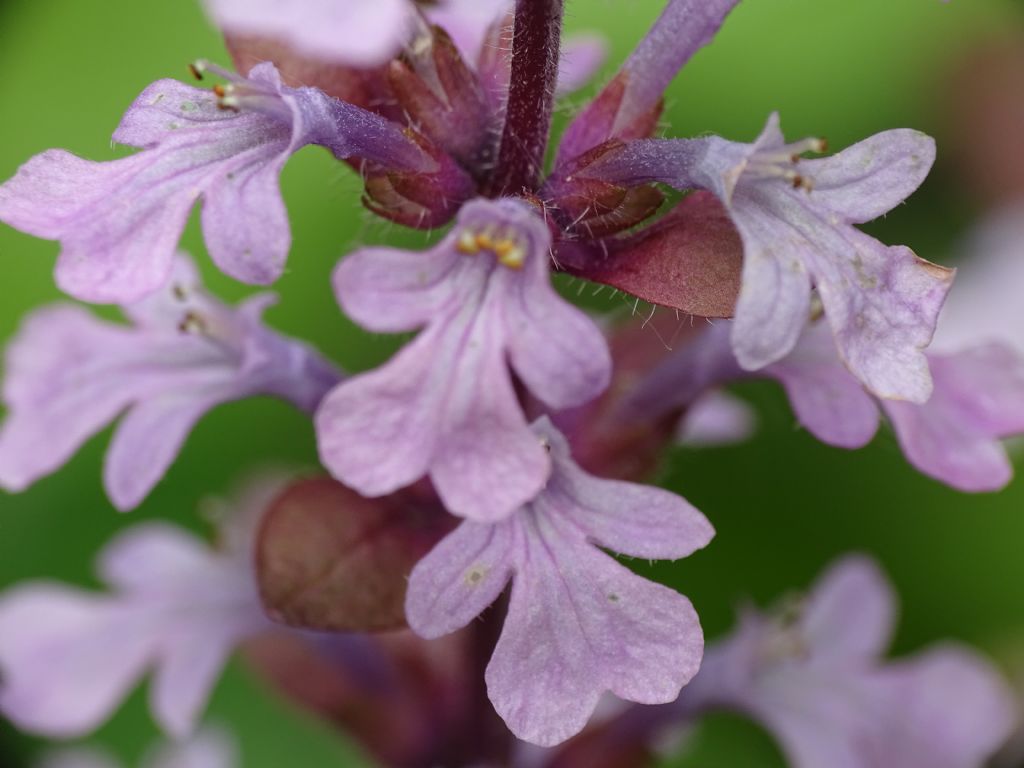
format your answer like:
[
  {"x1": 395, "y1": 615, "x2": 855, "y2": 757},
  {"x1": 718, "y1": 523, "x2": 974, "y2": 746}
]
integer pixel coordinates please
[
  {"x1": 406, "y1": 418, "x2": 713, "y2": 747},
  {"x1": 586, "y1": 113, "x2": 953, "y2": 403},
  {"x1": 316, "y1": 198, "x2": 611, "y2": 522},
  {"x1": 0, "y1": 62, "x2": 430, "y2": 301},
  {"x1": 0, "y1": 255, "x2": 340, "y2": 510},
  {"x1": 0, "y1": 517, "x2": 270, "y2": 738},
  {"x1": 684, "y1": 556, "x2": 1015, "y2": 768}
]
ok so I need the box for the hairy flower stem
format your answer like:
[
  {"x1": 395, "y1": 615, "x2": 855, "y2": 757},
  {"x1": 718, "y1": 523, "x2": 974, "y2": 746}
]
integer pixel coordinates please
[{"x1": 487, "y1": 0, "x2": 565, "y2": 196}]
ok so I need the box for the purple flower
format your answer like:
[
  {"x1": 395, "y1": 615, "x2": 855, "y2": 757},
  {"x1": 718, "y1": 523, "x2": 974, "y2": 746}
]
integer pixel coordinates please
[
  {"x1": 678, "y1": 556, "x2": 1015, "y2": 768},
  {"x1": 0, "y1": 62, "x2": 430, "y2": 302},
  {"x1": 881, "y1": 343, "x2": 1024, "y2": 492},
  {"x1": 38, "y1": 729, "x2": 237, "y2": 768},
  {"x1": 0, "y1": 514, "x2": 270, "y2": 738},
  {"x1": 583, "y1": 113, "x2": 953, "y2": 403},
  {"x1": 676, "y1": 390, "x2": 756, "y2": 447},
  {"x1": 405, "y1": 417, "x2": 713, "y2": 747},
  {"x1": 204, "y1": 0, "x2": 419, "y2": 67},
  {"x1": 316, "y1": 198, "x2": 611, "y2": 522},
  {"x1": 0, "y1": 255, "x2": 340, "y2": 510},
  {"x1": 631, "y1": 318, "x2": 1024, "y2": 491},
  {"x1": 932, "y1": 203, "x2": 1024, "y2": 356}
]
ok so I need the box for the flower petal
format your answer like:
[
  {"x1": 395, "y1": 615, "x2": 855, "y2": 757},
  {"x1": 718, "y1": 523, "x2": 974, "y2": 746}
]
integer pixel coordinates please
[
  {"x1": 801, "y1": 555, "x2": 896, "y2": 663},
  {"x1": 881, "y1": 345, "x2": 1024, "y2": 492},
  {"x1": 0, "y1": 306, "x2": 142, "y2": 491},
  {"x1": 333, "y1": 243, "x2": 462, "y2": 333},
  {"x1": 487, "y1": 526, "x2": 703, "y2": 747},
  {"x1": 427, "y1": 307, "x2": 549, "y2": 522},
  {"x1": 0, "y1": 585, "x2": 155, "y2": 737},
  {"x1": 676, "y1": 390, "x2": 757, "y2": 446},
  {"x1": 504, "y1": 273, "x2": 611, "y2": 411},
  {"x1": 728, "y1": 206, "x2": 812, "y2": 370},
  {"x1": 98, "y1": 522, "x2": 222, "y2": 592},
  {"x1": 204, "y1": 0, "x2": 415, "y2": 67},
  {"x1": 104, "y1": 392, "x2": 228, "y2": 511},
  {"x1": 316, "y1": 330, "x2": 444, "y2": 499},
  {"x1": 538, "y1": 420, "x2": 714, "y2": 560},
  {"x1": 802, "y1": 130, "x2": 936, "y2": 225},
  {"x1": 870, "y1": 645, "x2": 1016, "y2": 768},
  {"x1": 200, "y1": 147, "x2": 291, "y2": 285},
  {"x1": 766, "y1": 323, "x2": 880, "y2": 449},
  {"x1": 405, "y1": 519, "x2": 515, "y2": 639},
  {"x1": 556, "y1": 34, "x2": 608, "y2": 95}
]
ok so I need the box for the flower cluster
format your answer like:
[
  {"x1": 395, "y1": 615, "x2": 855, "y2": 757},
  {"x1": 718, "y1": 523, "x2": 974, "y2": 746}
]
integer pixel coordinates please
[{"x1": 0, "y1": 0, "x2": 1020, "y2": 765}]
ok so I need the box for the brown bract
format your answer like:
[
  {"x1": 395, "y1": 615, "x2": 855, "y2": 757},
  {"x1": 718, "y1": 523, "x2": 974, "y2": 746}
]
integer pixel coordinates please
[
  {"x1": 256, "y1": 476, "x2": 452, "y2": 632},
  {"x1": 558, "y1": 191, "x2": 743, "y2": 318}
]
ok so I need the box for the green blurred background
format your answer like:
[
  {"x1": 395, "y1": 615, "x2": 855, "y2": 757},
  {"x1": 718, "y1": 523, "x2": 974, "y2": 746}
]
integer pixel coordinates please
[{"x1": 2, "y1": 0, "x2": 1023, "y2": 765}]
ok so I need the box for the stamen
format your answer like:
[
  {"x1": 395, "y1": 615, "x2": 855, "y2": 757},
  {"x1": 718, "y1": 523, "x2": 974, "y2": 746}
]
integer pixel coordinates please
[
  {"x1": 189, "y1": 59, "x2": 242, "y2": 84},
  {"x1": 456, "y1": 229, "x2": 479, "y2": 254},
  {"x1": 190, "y1": 60, "x2": 291, "y2": 120},
  {"x1": 494, "y1": 238, "x2": 526, "y2": 270},
  {"x1": 178, "y1": 311, "x2": 209, "y2": 335},
  {"x1": 454, "y1": 227, "x2": 527, "y2": 269},
  {"x1": 746, "y1": 134, "x2": 826, "y2": 193}
]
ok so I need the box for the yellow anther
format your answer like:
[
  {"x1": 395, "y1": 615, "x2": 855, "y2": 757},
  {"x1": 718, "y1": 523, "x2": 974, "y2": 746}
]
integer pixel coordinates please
[
  {"x1": 494, "y1": 238, "x2": 525, "y2": 270},
  {"x1": 178, "y1": 310, "x2": 209, "y2": 335},
  {"x1": 455, "y1": 227, "x2": 526, "y2": 268},
  {"x1": 456, "y1": 229, "x2": 479, "y2": 254}
]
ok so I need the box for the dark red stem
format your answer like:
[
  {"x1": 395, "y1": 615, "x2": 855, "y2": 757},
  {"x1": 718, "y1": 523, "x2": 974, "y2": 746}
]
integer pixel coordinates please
[{"x1": 487, "y1": 0, "x2": 565, "y2": 196}]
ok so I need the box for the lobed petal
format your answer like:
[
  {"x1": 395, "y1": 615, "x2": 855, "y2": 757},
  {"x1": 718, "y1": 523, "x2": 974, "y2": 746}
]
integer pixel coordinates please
[
  {"x1": 801, "y1": 555, "x2": 896, "y2": 664},
  {"x1": 0, "y1": 306, "x2": 151, "y2": 491},
  {"x1": 103, "y1": 392, "x2": 230, "y2": 512},
  {"x1": 487, "y1": 522, "x2": 703, "y2": 747},
  {"x1": 200, "y1": 147, "x2": 292, "y2": 285},
  {"x1": 405, "y1": 519, "x2": 516, "y2": 639},
  {"x1": 556, "y1": 35, "x2": 608, "y2": 95},
  {"x1": 766, "y1": 323, "x2": 880, "y2": 449},
  {"x1": 204, "y1": 0, "x2": 414, "y2": 67},
  {"x1": 881, "y1": 346, "x2": 1024, "y2": 492},
  {"x1": 728, "y1": 205, "x2": 812, "y2": 370},
  {"x1": 868, "y1": 645, "x2": 1017, "y2": 768},
  {"x1": 538, "y1": 419, "x2": 714, "y2": 561},
  {"x1": 0, "y1": 585, "x2": 155, "y2": 737},
  {"x1": 333, "y1": 242, "x2": 462, "y2": 334},
  {"x1": 676, "y1": 390, "x2": 757, "y2": 446},
  {"x1": 802, "y1": 130, "x2": 936, "y2": 225}
]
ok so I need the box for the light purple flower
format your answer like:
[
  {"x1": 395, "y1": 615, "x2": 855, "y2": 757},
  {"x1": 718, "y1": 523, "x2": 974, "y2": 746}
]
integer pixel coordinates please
[
  {"x1": 933, "y1": 203, "x2": 1024, "y2": 356},
  {"x1": 204, "y1": 0, "x2": 510, "y2": 69},
  {"x1": 207, "y1": 0, "x2": 602, "y2": 96},
  {"x1": 584, "y1": 113, "x2": 953, "y2": 403},
  {"x1": 0, "y1": 62, "x2": 429, "y2": 301},
  {"x1": 316, "y1": 198, "x2": 611, "y2": 522},
  {"x1": 675, "y1": 390, "x2": 756, "y2": 447},
  {"x1": 204, "y1": 0, "x2": 418, "y2": 67},
  {"x1": 762, "y1": 326, "x2": 1024, "y2": 490},
  {"x1": 882, "y1": 343, "x2": 1024, "y2": 492},
  {"x1": 405, "y1": 417, "x2": 713, "y2": 747},
  {"x1": 632, "y1": 318, "x2": 1024, "y2": 490},
  {"x1": 0, "y1": 254, "x2": 340, "y2": 510},
  {"x1": 0, "y1": 515, "x2": 270, "y2": 738},
  {"x1": 629, "y1": 320, "x2": 880, "y2": 451},
  {"x1": 679, "y1": 556, "x2": 1015, "y2": 768},
  {"x1": 39, "y1": 729, "x2": 237, "y2": 768}
]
